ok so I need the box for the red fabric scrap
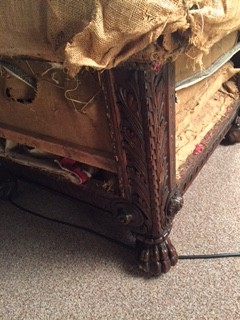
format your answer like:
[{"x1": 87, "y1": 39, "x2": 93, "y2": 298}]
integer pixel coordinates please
[
  {"x1": 57, "y1": 158, "x2": 91, "y2": 184},
  {"x1": 193, "y1": 143, "x2": 205, "y2": 155},
  {"x1": 151, "y1": 60, "x2": 161, "y2": 73}
]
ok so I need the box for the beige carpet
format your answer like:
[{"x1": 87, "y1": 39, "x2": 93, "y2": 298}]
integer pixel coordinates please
[{"x1": 0, "y1": 144, "x2": 239, "y2": 320}]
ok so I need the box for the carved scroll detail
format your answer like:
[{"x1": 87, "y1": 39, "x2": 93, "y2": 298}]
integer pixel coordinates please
[
  {"x1": 117, "y1": 73, "x2": 151, "y2": 209},
  {"x1": 102, "y1": 65, "x2": 182, "y2": 275},
  {"x1": 102, "y1": 65, "x2": 177, "y2": 236},
  {"x1": 166, "y1": 190, "x2": 184, "y2": 225},
  {"x1": 143, "y1": 71, "x2": 171, "y2": 233},
  {"x1": 111, "y1": 71, "x2": 153, "y2": 233},
  {"x1": 111, "y1": 199, "x2": 145, "y2": 229}
]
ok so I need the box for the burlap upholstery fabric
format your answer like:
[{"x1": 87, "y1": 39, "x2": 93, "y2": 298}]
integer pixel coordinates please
[
  {"x1": 0, "y1": 1, "x2": 240, "y2": 76},
  {"x1": 0, "y1": 1, "x2": 93, "y2": 63}
]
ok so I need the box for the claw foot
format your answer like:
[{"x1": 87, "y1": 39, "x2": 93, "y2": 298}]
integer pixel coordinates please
[{"x1": 136, "y1": 234, "x2": 178, "y2": 276}]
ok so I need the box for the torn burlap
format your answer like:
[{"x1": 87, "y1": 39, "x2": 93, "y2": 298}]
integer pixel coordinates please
[
  {"x1": 0, "y1": 0, "x2": 94, "y2": 62},
  {"x1": 184, "y1": 1, "x2": 240, "y2": 66},
  {"x1": 64, "y1": 0, "x2": 187, "y2": 76},
  {"x1": 0, "y1": 1, "x2": 240, "y2": 76}
]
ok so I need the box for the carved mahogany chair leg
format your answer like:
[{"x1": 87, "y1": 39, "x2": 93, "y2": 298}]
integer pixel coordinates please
[
  {"x1": 111, "y1": 191, "x2": 183, "y2": 276},
  {"x1": 136, "y1": 191, "x2": 183, "y2": 276},
  {"x1": 102, "y1": 63, "x2": 183, "y2": 276}
]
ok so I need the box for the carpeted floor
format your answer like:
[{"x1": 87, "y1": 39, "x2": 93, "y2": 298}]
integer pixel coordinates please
[{"x1": 0, "y1": 144, "x2": 239, "y2": 320}]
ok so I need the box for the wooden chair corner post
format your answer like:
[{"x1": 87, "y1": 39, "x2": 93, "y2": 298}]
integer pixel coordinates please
[{"x1": 101, "y1": 62, "x2": 183, "y2": 276}]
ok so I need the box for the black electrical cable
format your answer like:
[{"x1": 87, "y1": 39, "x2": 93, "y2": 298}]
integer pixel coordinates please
[
  {"x1": 179, "y1": 252, "x2": 240, "y2": 260},
  {"x1": 8, "y1": 199, "x2": 240, "y2": 260},
  {"x1": 9, "y1": 199, "x2": 134, "y2": 251}
]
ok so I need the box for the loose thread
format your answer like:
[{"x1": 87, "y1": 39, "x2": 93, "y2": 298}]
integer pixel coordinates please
[{"x1": 64, "y1": 78, "x2": 102, "y2": 114}]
